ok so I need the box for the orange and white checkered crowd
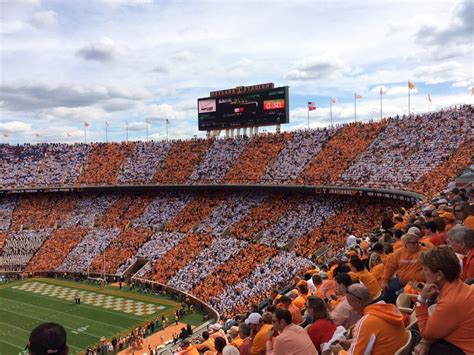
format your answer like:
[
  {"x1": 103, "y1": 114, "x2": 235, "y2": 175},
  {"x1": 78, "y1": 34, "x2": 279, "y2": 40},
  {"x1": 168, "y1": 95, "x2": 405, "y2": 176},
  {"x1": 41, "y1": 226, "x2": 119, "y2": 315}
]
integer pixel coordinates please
[{"x1": 0, "y1": 105, "x2": 473, "y2": 354}]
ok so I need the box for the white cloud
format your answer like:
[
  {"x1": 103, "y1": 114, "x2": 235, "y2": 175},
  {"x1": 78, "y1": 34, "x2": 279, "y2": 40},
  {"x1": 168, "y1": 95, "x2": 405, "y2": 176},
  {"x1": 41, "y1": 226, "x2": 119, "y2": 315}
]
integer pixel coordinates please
[
  {"x1": 385, "y1": 86, "x2": 418, "y2": 96},
  {"x1": 452, "y1": 80, "x2": 472, "y2": 88},
  {"x1": 76, "y1": 37, "x2": 120, "y2": 62},
  {"x1": 285, "y1": 54, "x2": 345, "y2": 81},
  {"x1": 1, "y1": 120, "x2": 33, "y2": 134},
  {"x1": 30, "y1": 11, "x2": 58, "y2": 28},
  {"x1": 140, "y1": 103, "x2": 183, "y2": 121},
  {"x1": 413, "y1": 61, "x2": 463, "y2": 84}
]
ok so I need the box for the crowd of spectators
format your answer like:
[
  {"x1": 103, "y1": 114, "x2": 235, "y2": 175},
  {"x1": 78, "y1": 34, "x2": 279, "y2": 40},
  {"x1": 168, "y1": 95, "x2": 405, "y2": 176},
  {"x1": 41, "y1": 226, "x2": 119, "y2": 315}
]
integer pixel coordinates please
[
  {"x1": 339, "y1": 106, "x2": 472, "y2": 190},
  {"x1": 297, "y1": 120, "x2": 388, "y2": 185},
  {"x1": 25, "y1": 228, "x2": 88, "y2": 272},
  {"x1": 117, "y1": 140, "x2": 172, "y2": 184},
  {"x1": 189, "y1": 137, "x2": 249, "y2": 183},
  {"x1": 56, "y1": 228, "x2": 120, "y2": 272},
  {"x1": 223, "y1": 132, "x2": 292, "y2": 184},
  {"x1": 154, "y1": 139, "x2": 212, "y2": 184},
  {"x1": 0, "y1": 197, "x2": 16, "y2": 231},
  {"x1": 210, "y1": 251, "x2": 314, "y2": 316},
  {"x1": 0, "y1": 229, "x2": 52, "y2": 270},
  {"x1": 259, "y1": 197, "x2": 341, "y2": 248},
  {"x1": 168, "y1": 237, "x2": 248, "y2": 292},
  {"x1": 261, "y1": 128, "x2": 334, "y2": 183},
  {"x1": 0, "y1": 106, "x2": 471, "y2": 191}
]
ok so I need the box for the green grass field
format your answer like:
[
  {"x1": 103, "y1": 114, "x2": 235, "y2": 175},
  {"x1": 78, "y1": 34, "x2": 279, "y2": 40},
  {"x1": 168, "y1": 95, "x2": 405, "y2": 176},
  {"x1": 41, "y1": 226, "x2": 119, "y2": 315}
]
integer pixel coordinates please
[{"x1": 0, "y1": 278, "x2": 201, "y2": 355}]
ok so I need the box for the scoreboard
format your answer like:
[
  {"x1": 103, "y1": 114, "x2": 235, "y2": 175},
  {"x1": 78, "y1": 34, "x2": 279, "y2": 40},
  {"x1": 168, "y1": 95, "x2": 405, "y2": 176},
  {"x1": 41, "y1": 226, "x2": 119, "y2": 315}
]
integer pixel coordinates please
[{"x1": 197, "y1": 86, "x2": 289, "y2": 131}]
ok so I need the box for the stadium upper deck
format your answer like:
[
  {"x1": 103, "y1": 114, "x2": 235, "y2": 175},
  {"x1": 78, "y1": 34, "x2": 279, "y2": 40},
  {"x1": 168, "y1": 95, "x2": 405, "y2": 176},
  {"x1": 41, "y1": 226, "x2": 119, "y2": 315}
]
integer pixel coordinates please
[{"x1": 1, "y1": 105, "x2": 472, "y2": 197}]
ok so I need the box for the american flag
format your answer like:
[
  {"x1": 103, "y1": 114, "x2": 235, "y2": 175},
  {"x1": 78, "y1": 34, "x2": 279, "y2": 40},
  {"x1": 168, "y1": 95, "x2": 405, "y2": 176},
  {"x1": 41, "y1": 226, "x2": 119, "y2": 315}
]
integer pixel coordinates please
[{"x1": 308, "y1": 102, "x2": 316, "y2": 111}]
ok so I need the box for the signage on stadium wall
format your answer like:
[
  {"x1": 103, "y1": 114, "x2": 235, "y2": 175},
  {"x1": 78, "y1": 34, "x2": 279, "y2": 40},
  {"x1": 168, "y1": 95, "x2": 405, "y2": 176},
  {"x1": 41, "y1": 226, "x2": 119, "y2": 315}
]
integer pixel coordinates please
[{"x1": 197, "y1": 85, "x2": 289, "y2": 131}]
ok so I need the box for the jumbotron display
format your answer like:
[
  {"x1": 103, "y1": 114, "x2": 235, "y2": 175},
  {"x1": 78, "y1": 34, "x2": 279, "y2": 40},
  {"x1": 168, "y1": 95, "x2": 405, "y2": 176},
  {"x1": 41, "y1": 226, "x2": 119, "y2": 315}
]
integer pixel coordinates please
[{"x1": 197, "y1": 86, "x2": 289, "y2": 130}]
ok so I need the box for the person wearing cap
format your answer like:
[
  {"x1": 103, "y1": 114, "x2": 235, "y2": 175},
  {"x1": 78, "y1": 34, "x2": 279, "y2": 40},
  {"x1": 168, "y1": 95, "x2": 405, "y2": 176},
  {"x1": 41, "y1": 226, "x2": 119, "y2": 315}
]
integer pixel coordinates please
[
  {"x1": 27, "y1": 322, "x2": 68, "y2": 355},
  {"x1": 245, "y1": 312, "x2": 271, "y2": 355},
  {"x1": 266, "y1": 309, "x2": 318, "y2": 355},
  {"x1": 382, "y1": 232, "x2": 427, "y2": 304},
  {"x1": 440, "y1": 211, "x2": 456, "y2": 232}
]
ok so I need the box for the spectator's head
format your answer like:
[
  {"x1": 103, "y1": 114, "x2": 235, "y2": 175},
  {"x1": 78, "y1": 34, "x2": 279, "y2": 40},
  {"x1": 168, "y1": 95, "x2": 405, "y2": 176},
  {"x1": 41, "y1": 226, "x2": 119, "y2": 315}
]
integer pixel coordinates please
[
  {"x1": 202, "y1": 331, "x2": 210, "y2": 340},
  {"x1": 448, "y1": 225, "x2": 474, "y2": 255},
  {"x1": 402, "y1": 233, "x2": 421, "y2": 252},
  {"x1": 238, "y1": 323, "x2": 251, "y2": 339},
  {"x1": 454, "y1": 201, "x2": 469, "y2": 221},
  {"x1": 334, "y1": 272, "x2": 352, "y2": 296},
  {"x1": 433, "y1": 217, "x2": 446, "y2": 232},
  {"x1": 261, "y1": 311, "x2": 273, "y2": 325},
  {"x1": 349, "y1": 257, "x2": 365, "y2": 272},
  {"x1": 420, "y1": 246, "x2": 461, "y2": 286},
  {"x1": 227, "y1": 326, "x2": 239, "y2": 339},
  {"x1": 384, "y1": 243, "x2": 393, "y2": 255},
  {"x1": 297, "y1": 283, "x2": 308, "y2": 295},
  {"x1": 28, "y1": 323, "x2": 68, "y2": 355},
  {"x1": 244, "y1": 312, "x2": 262, "y2": 333},
  {"x1": 371, "y1": 242, "x2": 384, "y2": 254},
  {"x1": 393, "y1": 229, "x2": 403, "y2": 240},
  {"x1": 424, "y1": 221, "x2": 437, "y2": 234},
  {"x1": 306, "y1": 295, "x2": 331, "y2": 322},
  {"x1": 312, "y1": 274, "x2": 322, "y2": 286},
  {"x1": 276, "y1": 295, "x2": 291, "y2": 309},
  {"x1": 369, "y1": 252, "x2": 382, "y2": 269},
  {"x1": 346, "y1": 284, "x2": 373, "y2": 314},
  {"x1": 271, "y1": 309, "x2": 292, "y2": 332},
  {"x1": 214, "y1": 336, "x2": 227, "y2": 353}
]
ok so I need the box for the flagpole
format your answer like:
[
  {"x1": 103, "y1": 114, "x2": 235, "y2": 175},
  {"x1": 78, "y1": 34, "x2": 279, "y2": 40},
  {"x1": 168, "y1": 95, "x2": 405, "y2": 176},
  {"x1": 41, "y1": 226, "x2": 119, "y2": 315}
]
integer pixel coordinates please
[
  {"x1": 84, "y1": 122, "x2": 87, "y2": 143},
  {"x1": 126, "y1": 121, "x2": 129, "y2": 142},
  {"x1": 330, "y1": 99, "x2": 333, "y2": 127},
  {"x1": 146, "y1": 119, "x2": 149, "y2": 141},
  {"x1": 166, "y1": 119, "x2": 169, "y2": 141},
  {"x1": 307, "y1": 107, "x2": 310, "y2": 129},
  {"x1": 380, "y1": 87, "x2": 383, "y2": 120},
  {"x1": 105, "y1": 121, "x2": 108, "y2": 143},
  {"x1": 354, "y1": 93, "x2": 357, "y2": 122},
  {"x1": 408, "y1": 81, "x2": 411, "y2": 116}
]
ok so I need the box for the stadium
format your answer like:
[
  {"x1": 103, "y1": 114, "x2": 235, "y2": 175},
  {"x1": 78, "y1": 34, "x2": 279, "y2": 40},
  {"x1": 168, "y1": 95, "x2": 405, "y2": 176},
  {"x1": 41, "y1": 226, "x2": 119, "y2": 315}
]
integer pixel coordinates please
[{"x1": 1, "y1": 1, "x2": 473, "y2": 355}]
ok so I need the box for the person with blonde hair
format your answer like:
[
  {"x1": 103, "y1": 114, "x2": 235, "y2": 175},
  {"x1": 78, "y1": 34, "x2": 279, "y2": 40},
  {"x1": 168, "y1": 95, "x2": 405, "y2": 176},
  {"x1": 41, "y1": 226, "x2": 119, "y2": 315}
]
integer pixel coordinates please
[{"x1": 414, "y1": 246, "x2": 474, "y2": 355}]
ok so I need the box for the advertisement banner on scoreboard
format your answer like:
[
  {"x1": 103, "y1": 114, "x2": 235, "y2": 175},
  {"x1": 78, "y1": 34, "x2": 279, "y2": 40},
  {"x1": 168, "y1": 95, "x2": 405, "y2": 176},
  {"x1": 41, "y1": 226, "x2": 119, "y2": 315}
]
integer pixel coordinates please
[{"x1": 197, "y1": 86, "x2": 289, "y2": 130}]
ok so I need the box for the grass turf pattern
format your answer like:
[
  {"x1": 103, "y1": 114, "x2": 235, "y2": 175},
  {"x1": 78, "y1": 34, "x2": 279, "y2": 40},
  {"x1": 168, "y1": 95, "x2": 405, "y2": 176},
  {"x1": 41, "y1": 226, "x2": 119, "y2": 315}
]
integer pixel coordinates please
[{"x1": 0, "y1": 278, "x2": 183, "y2": 355}]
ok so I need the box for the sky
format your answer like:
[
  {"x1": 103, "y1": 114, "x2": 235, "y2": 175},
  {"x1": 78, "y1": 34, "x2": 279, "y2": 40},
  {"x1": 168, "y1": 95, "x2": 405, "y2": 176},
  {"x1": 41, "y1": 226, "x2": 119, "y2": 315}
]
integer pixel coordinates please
[{"x1": 0, "y1": 0, "x2": 472, "y2": 144}]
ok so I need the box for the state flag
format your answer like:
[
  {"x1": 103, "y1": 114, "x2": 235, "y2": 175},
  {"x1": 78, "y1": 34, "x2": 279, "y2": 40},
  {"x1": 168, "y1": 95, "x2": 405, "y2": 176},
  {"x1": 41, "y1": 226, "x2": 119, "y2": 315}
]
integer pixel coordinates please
[{"x1": 308, "y1": 102, "x2": 316, "y2": 111}]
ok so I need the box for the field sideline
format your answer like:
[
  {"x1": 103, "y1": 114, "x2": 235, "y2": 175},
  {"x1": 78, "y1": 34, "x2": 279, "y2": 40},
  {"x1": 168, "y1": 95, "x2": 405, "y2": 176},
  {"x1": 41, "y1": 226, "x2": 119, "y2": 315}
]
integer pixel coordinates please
[{"x1": 0, "y1": 278, "x2": 191, "y2": 355}]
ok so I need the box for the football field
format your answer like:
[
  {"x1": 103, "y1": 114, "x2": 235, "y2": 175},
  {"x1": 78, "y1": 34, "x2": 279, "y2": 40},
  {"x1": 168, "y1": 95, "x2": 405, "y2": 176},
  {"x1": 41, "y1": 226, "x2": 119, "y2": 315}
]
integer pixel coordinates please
[{"x1": 0, "y1": 278, "x2": 187, "y2": 355}]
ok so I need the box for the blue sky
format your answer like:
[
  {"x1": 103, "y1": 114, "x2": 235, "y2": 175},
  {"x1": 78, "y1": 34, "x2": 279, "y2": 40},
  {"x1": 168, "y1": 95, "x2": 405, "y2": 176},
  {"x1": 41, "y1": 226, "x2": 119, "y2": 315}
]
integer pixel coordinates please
[{"x1": 0, "y1": 0, "x2": 472, "y2": 143}]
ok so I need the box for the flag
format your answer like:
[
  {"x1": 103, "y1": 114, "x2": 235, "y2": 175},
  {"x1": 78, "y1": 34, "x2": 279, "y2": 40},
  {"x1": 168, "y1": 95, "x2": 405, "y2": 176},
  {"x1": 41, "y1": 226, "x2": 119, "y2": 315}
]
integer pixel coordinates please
[
  {"x1": 3, "y1": 132, "x2": 8, "y2": 138},
  {"x1": 84, "y1": 121, "x2": 89, "y2": 128},
  {"x1": 106, "y1": 121, "x2": 110, "y2": 127},
  {"x1": 308, "y1": 102, "x2": 316, "y2": 111},
  {"x1": 166, "y1": 119, "x2": 169, "y2": 124},
  {"x1": 428, "y1": 94, "x2": 432, "y2": 103},
  {"x1": 408, "y1": 81, "x2": 414, "y2": 90},
  {"x1": 330, "y1": 98, "x2": 337, "y2": 104},
  {"x1": 471, "y1": 87, "x2": 474, "y2": 95},
  {"x1": 379, "y1": 87, "x2": 384, "y2": 95},
  {"x1": 67, "y1": 132, "x2": 71, "y2": 137},
  {"x1": 355, "y1": 93, "x2": 363, "y2": 99},
  {"x1": 146, "y1": 118, "x2": 152, "y2": 124},
  {"x1": 35, "y1": 133, "x2": 40, "y2": 138}
]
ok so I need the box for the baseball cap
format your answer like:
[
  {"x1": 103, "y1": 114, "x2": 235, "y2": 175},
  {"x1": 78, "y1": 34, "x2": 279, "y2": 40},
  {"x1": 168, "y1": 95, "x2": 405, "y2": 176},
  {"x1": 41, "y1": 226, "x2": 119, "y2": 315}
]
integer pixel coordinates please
[{"x1": 245, "y1": 312, "x2": 262, "y2": 325}]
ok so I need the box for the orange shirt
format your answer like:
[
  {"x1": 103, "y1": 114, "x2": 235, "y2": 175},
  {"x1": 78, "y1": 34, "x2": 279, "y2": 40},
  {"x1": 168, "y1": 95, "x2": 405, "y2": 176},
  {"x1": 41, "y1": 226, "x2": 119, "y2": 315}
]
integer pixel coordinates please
[
  {"x1": 461, "y1": 249, "x2": 474, "y2": 282},
  {"x1": 415, "y1": 280, "x2": 474, "y2": 353},
  {"x1": 292, "y1": 294, "x2": 307, "y2": 310},
  {"x1": 288, "y1": 303, "x2": 303, "y2": 325},
  {"x1": 355, "y1": 269, "x2": 381, "y2": 298},
  {"x1": 392, "y1": 240, "x2": 404, "y2": 251},
  {"x1": 370, "y1": 263, "x2": 384, "y2": 285},
  {"x1": 383, "y1": 246, "x2": 427, "y2": 285}
]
